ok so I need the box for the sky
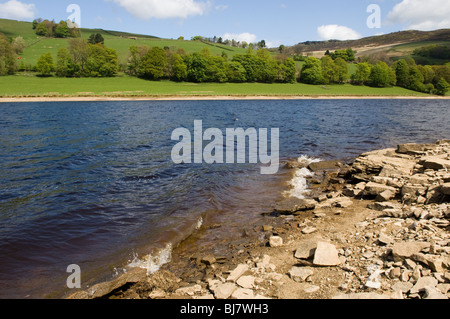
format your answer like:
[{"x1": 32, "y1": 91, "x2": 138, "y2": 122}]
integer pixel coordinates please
[{"x1": 1, "y1": 0, "x2": 450, "y2": 47}]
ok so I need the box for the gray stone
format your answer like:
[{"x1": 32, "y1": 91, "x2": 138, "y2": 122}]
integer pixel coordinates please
[
  {"x1": 211, "y1": 282, "x2": 238, "y2": 299},
  {"x1": 227, "y1": 264, "x2": 249, "y2": 282},
  {"x1": 288, "y1": 267, "x2": 314, "y2": 282},
  {"x1": 375, "y1": 190, "x2": 395, "y2": 202},
  {"x1": 410, "y1": 276, "x2": 438, "y2": 294},
  {"x1": 440, "y1": 183, "x2": 450, "y2": 195},
  {"x1": 274, "y1": 198, "x2": 316, "y2": 214},
  {"x1": 313, "y1": 241, "x2": 341, "y2": 266},
  {"x1": 391, "y1": 282, "x2": 413, "y2": 293},
  {"x1": 364, "y1": 182, "x2": 397, "y2": 197},
  {"x1": 378, "y1": 233, "x2": 393, "y2": 245},
  {"x1": 301, "y1": 226, "x2": 317, "y2": 234},
  {"x1": 236, "y1": 276, "x2": 255, "y2": 289},
  {"x1": 392, "y1": 242, "x2": 431, "y2": 262},
  {"x1": 269, "y1": 236, "x2": 283, "y2": 247},
  {"x1": 422, "y1": 156, "x2": 450, "y2": 170},
  {"x1": 294, "y1": 239, "x2": 318, "y2": 259}
]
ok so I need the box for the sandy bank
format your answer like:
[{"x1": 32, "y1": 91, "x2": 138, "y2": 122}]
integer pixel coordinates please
[{"x1": 1, "y1": 95, "x2": 449, "y2": 103}]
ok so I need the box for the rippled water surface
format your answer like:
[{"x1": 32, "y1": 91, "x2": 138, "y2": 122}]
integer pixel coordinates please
[{"x1": 0, "y1": 99, "x2": 449, "y2": 298}]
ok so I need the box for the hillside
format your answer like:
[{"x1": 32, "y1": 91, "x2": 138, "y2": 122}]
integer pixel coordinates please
[
  {"x1": 0, "y1": 18, "x2": 247, "y2": 66},
  {"x1": 288, "y1": 29, "x2": 450, "y2": 63}
]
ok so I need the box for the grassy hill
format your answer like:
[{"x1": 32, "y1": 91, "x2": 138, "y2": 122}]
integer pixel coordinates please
[
  {"x1": 288, "y1": 29, "x2": 450, "y2": 64},
  {"x1": 0, "y1": 18, "x2": 247, "y2": 66}
]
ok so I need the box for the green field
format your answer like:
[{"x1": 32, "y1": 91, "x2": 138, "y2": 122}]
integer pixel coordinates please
[
  {"x1": 0, "y1": 75, "x2": 434, "y2": 98},
  {"x1": 0, "y1": 19, "x2": 247, "y2": 66}
]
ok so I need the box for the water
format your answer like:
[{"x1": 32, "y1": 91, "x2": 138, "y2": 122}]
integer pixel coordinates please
[{"x1": 0, "y1": 99, "x2": 449, "y2": 298}]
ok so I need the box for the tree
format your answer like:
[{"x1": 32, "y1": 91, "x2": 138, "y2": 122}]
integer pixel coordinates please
[
  {"x1": 88, "y1": 33, "x2": 105, "y2": 45},
  {"x1": 85, "y1": 44, "x2": 118, "y2": 77},
  {"x1": 56, "y1": 47, "x2": 76, "y2": 77},
  {"x1": 167, "y1": 52, "x2": 187, "y2": 81},
  {"x1": 369, "y1": 61, "x2": 396, "y2": 87},
  {"x1": 334, "y1": 58, "x2": 349, "y2": 83},
  {"x1": 321, "y1": 55, "x2": 337, "y2": 84},
  {"x1": 0, "y1": 33, "x2": 17, "y2": 75},
  {"x1": 300, "y1": 57, "x2": 324, "y2": 85},
  {"x1": 36, "y1": 52, "x2": 55, "y2": 76},
  {"x1": 393, "y1": 59, "x2": 410, "y2": 88},
  {"x1": 128, "y1": 45, "x2": 150, "y2": 76},
  {"x1": 185, "y1": 52, "x2": 208, "y2": 82},
  {"x1": 12, "y1": 36, "x2": 26, "y2": 54},
  {"x1": 351, "y1": 62, "x2": 371, "y2": 85},
  {"x1": 54, "y1": 20, "x2": 70, "y2": 38},
  {"x1": 138, "y1": 46, "x2": 167, "y2": 80},
  {"x1": 68, "y1": 38, "x2": 90, "y2": 76},
  {"x1": 435, "y1": 78, "x2": 450, "y2": 96},
  {"x1": 226, "y1": 61, "x2": 247, "y2": 83}
]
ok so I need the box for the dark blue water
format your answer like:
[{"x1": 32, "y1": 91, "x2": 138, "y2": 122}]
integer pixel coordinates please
[{"x1": 0, "y1": 99, "x2": 449, "y2": 298}]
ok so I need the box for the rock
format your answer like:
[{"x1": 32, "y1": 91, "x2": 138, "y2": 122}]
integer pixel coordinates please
[
  {"x1": 231, "y1": 288, "x2": 254, "y2": 299},
  {"x1": 422, "y1": 286, "x2": 448, "y2": 299},
  {"x1": 201, "y1": 255, "x2": 216, "y2": 266},
  {"x1": 313, "y1": 241, "x2": 341, "y2": 266},
  {"x1": 211, "y1": 282, "x2": 237, "y2": 299},
  {"x1": 301, "y1": 226, "x2": 317, "y2": 234},
  {"x1": 364, "y1": 182, "x2": 397, "y2": 197},
  {"x1": 148, "y1": 289, "x2": 166, "y2": 299},
  {"x1": 391, "y1": 282, "x2": 413, "y2": 293},
  {"x1": 375, "y1": 189, "x2": 395, "y2": 202},
  {"x1": 274, "y1": 198, "x2": 316, "y2": 214},
  {"x1": 378, "y1": 233, "x2": 393, "y2": 245},
  {"x1": 440, "y1": 183, "x2": 450, "y2": 195},
  {"x1": 236, "y1": 276, "x2": 255, "y2": 289},
  {"x1": 294, "y1": 239, "x2": 318, "y2": 259},
  {"x1": 422, "y1": 156, "x2": 450, "y2": 170},
  {"x1": 397, "y1": 143, "x2": 435, "y2": 155},
  {"x1": 175, "y1": 284, "x2": 202, "y2": 296},
  {"x1": 401, "y1": 185, "x2": 427, "y2": 197},
  {"x1": 391, "y1": 242, "x2": 431, "y2": 262},
  {"x1": 410, "y1": 276, "x2": 438, "y2": 294},
  {"x1": 288, "y1": 267, "x2": 314, "y2": 282},
  {"x1": 85, "y1": 268, "x2": 148, "y2": 299},
  {"x1": 227, "y1": 264, "x2": 249, "y2": 283},
  {"x1": 269, "y1": 236, "x2": 283, "y2": 247},
  {"x1": 307, "y1": 160, "x2": 341, "y2": 172}
]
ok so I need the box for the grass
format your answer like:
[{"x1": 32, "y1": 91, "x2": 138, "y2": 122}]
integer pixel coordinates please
[
  {"x1": 0, "y1": 18, "x2": 247, "y2": 66},
  {"x1": 0, "y1": 75, "x2": 435, "y2": 98}
]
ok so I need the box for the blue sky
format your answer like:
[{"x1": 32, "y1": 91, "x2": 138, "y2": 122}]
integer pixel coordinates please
[{"x1": 1, "y1": 0, "x2": 450, "y2": 46}]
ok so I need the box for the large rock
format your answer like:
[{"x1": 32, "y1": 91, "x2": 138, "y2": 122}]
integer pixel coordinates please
[
  {"x1": 227, "y1": 264, "x2": 249, "y2": 283},
  {"x1": 409, "y1": 276, "x2": 438, "y2": 294},
  {"x1": 294, "y1": 238, "x2": 319, "y2": 259},
  {"x1": 421, "y1": 156, "x2": 450, "y2": 170},
  {"x1": 391, "y1": 242, "x2": 431, "y2": 262},
  {"x1": 307, "y1": 160, "x2": 342, "y2": 172},
  {"x1": 440, "y1": 183, "x2": 450, "y2": 195},
  {"x1": 211, "y1": 282, "x2": 237, "y2": 299},
  {"x1": 364, "y1": 182, "x2": 397, "y2": 197},
  {"x1": 288, "y1": 267, "x2": 314, "y2": 282},
  {"x1": 274, "y1": 198, "x2": 316, "y2": 214},
  {"x1": 313, "y1": 241, "x2": 341, "y2": 266},
  {"x1": 397, "y1": 143, "x2": 436, "y2": 155}
]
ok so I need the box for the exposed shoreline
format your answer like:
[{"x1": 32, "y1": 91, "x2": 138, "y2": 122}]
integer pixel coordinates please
[
  {"x1": 69, "y1": 140, "x2": 450, "y2": 300},
  {"x1": 1, "y1": 95, "x2": 450, "y2": 103}
]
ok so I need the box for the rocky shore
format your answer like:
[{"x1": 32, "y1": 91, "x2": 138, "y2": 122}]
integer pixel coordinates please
[{"x1": 69, "y1": 140, "x2": 450, "y2": 300}]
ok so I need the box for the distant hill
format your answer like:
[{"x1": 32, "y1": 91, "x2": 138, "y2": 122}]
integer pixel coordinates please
[{"x1": 0, "y1": 18, "x2": 247, "y2": 66}]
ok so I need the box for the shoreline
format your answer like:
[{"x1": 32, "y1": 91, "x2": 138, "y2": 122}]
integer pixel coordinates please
[
  {"x1": 69, "y1": 139, "x2": 450, "y2": 300},
  {"x1": 1, "y1": 95, "x2": 450, "y2": 103}
]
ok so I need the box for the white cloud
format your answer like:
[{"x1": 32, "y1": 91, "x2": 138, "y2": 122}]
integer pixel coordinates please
[
  {"x1": 222, "y1": 32, "x2": 257, "y2": 44},
  {"x1": 0, "y1": 0, "x2": 35, "y2": 20},
  {"x1": 387, "y1": 0, "x2": 450, "y2": 31},
  {"x1": 317, "y1": 25, "x2": 362, "y2": 41},
  {"x1": 109, "y1": 0, "x2": 209, "y2": 20}
]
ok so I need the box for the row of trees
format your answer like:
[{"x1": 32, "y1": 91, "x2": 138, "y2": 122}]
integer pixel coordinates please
[
  {"x1": 128, "y1": 46, "x2": 297, "y2": 83},
  {"x1": 32, "y1": 19, "x2": 80, "y2": 38},
  {"x1": 36, "y1": 38, "x2": 118, "y2": 77}
]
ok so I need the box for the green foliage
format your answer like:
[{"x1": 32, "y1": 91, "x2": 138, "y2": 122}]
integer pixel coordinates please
[
  {"x1": 36, "y1": 52, "x2": 55, "y2": 76},
  {"x1": 351, "y1": 62, "x2": 372, "y2": 85},
  {"x1": 34, "y1": 19, "x2": 78, "y2": 38},
  {"x1": 0, "y1": 33, "x2": 17, "y2": 75},
  {"x1": 369, "y1": 61, "x2": 396, "y2": 87},
  {"x1": 166, "y1": 52, "x2": 187, "y2": 81},
  {"x1": 435, "y1": 78, "x2": 450, "y2": 96},
  {"x1": 138, "y1": 46, "x2": 167, "y2": 80},
  {"x1": 56, "y1": 47, "x2": 76, "y2": 77},
  {"x1": 88, "y1": 33, "x2": 105, "y2": 45},
  {"x1": 86, "y1": 44, "x2": 119, "y2": 77},
  {"x1": 328, "y1": 48, "x2": 356, "y2": 62},
  {"x1": 300, "y1": 57, "x2": 324, "y2": 85},
  {"x1": 54, "y1": 21, "x2": 70, "y2": 38}
]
